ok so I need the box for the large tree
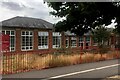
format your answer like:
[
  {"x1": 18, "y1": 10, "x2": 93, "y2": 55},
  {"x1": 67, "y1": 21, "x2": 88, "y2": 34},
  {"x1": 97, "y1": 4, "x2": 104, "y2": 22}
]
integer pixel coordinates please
[
  {"x1": 92, "y1": 25, "x2": 111, "y2": 53},
  {"x1": 92, "y1": 25, "x2": 111, "y2": 47},
  {"x1": 46, "y1": 2, "x2": 120, "y2": 36}
]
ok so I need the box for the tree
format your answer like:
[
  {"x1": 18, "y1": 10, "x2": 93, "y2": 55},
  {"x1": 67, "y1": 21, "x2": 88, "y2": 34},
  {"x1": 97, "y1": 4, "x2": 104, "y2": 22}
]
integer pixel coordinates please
[
  {"x1": 92, "y1": 25, "x2": 111, "y2": 53},
  {"x1": 46, "y1": 2, "x2": 120, "y2": 36},
  {"x1": 114, "y1": 26, "x2": 120, "y2": 49},
  {"x1": 92, "y1": 25, "x2": 111, "y2": 47}
]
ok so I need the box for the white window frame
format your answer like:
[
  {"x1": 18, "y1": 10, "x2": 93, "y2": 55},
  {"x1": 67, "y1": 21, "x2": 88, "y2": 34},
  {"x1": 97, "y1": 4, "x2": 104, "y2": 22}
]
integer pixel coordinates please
[
  {"x1": 66, "y1": 38, "x2": 69, "y2": 48},
  {"x1": 86, "y1": 36, "x2": 90, "y2": 42},
  {"x1": 2, "y1": 30, "x2": 16, "y2": 52},
  {"x1": 38, "y1": 32, "x2": 49, "y2": 49},
  {"x1": 79, "y1": 37, "x2": 84, "y2": 47},
  {"x1": 52, "y1": 32, "x2": 61, "y2": 48},
  {"x1": 21, "y1": 31, "x2": 33, "y2": 51},
  {"x1": 86, "y1": 36, "x2": 91, "y2": 47},
  {"x1": 71, "y1": 37, "x2": 77, "y2": 48}
]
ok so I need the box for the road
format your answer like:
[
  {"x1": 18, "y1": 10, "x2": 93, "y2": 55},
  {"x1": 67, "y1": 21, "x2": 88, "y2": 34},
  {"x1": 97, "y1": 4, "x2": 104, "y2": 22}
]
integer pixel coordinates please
[{"x1": 2, "y1": 59, "x2": 120, "y2": 80}]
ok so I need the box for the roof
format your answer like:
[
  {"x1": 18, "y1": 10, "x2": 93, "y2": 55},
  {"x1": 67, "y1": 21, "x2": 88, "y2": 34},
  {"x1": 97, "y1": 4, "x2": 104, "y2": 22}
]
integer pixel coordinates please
[{"x1": 1, "y1": 16, "x2": 53, "y2": 29}]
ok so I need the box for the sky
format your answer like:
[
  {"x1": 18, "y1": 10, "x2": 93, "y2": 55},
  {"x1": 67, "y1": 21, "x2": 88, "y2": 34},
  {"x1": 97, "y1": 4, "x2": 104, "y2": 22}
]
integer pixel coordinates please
[
  {"x1": 0, "y1": 0, "x2": 62, "y2": 23},
  {"x1": 0, "y1": 0, "x2": 116, "y2": 28}
]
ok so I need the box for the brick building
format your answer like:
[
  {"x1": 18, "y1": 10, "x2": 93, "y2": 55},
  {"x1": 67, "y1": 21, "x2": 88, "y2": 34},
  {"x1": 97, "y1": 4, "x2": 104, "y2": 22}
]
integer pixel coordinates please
[{"x1": 0, "y1": 16, "x2": 117, "y2": 54}]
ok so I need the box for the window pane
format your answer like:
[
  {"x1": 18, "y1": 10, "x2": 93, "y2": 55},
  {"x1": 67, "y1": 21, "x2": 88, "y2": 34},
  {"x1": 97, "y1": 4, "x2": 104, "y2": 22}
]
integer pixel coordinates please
[
  {"x1": 52, "y1": 35, "x2": 61, "y2": 48},
  {"x1": 26, "y1": 31, "x2": 29, "y2": 35},
  {"x1": 53, "y1": 37, "x2": 56, "y2": 45},
  {"x1": 30, "y1": 47, "x2": 32, "y2": 49},
  {"x1": 38, "y1": 32, "x2": 48, "y2": 49},
  {"x1": 30, "y1": 37, "x2": 32, "y2": 46},
  {"x1": 26, "y1": 47, "x2": 29, "y2": 49},
  {"x1": 26, "y1": 36, "x2": 29, "y2": 46},
  {"x1": 22, "y1": 36, "x2": 25, "y2": 46},
  {"x1": 66, "y1": 38, "x2": 69, "y2": 48},
  {"x1": 22, "y1": 47, "x2": 25, "y2": 50},
  {"x1": 86, "y1": 36, "x2": 90, "y2": 41},
  {"x1": 22, "y1": 31, "x2": 25, "y2": 35},
  {"x1": 11, "y1": 47, "x2": 14, "y2": 51},
  {"x1": 6, "y1": 31, "x2": 10, "y2": 35},
  {"x1": 71, "y1": 37, "x2": 77, "y2": 47},
  {"x1": 30, "y1": 31, "x2": 32, "y2": 35},
  {"x1": 21, "y1": 31, "x2": 33, "y2": 50},
  {"x1": 2, "y1": 30, "x2": 15, "y2": 51},
  {"x1": 2, "y1": 31, "x2": 5, "y2": 34},
  {"x1": 10, "y1": 36, "x2": 15, "y2": 47},
  {"x1": 79, "y1": 37, "x2": 83, "y2": 42},
  {"x1": 11, "y1": 31, "x2": 15, "y2": 35}
]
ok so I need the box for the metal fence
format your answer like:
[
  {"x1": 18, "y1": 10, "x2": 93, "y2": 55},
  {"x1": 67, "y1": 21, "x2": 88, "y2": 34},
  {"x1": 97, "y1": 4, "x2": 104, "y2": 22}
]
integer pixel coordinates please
[{"x1": 1, "y1": 50, "x2": 120, "y2": 75}]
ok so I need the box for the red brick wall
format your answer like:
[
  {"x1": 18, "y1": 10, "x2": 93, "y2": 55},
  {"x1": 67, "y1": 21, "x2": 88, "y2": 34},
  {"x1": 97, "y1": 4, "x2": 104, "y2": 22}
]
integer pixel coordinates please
[
  {"x1": 48, "y1": 30, "x2": 53, "y2": 49},
  {"x1": 4, "y1": 28, "x2": 118, "y2": 55},
  {"x1": 61, "y1": 31, "x2": 65, "y2": 48},
  {"x1": 15, "y1": 29, "x2": 21, "y2": 52},
  {"x1": 4, "y1": 28, "x2": 54, "y2": 54},
  {"x1": 34, "y1": 29, "x2": 38, "y2": 50},
  {"x1": 83, "y1": 36, "x2": 86, "y2": 49}
]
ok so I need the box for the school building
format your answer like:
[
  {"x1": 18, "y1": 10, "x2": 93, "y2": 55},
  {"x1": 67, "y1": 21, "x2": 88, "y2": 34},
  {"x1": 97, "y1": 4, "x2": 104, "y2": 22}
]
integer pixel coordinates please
[{"x1": 1, "y1": 16, "x2": 118, "y2": 54}]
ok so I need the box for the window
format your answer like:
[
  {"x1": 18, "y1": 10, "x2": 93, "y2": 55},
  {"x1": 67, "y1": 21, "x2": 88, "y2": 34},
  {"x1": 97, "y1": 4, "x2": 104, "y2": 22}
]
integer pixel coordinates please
[
  {"x1": 21, "y1": 31, "x2": 33, "y2": 51},
  {"x1": 38, "y1": 32, "x2": 48, "y2": 49},
  {"x1": 2, "y1": 30, "x2": 15, "y2": 51},
  {"x1": 66, "y1": 38, "x2": 69, "y2": 48},
  {"x1": 86, "y1": 43, "x2": 90, "y2": 49},
  {"x1": 86, "y1": 36, "x2": 90, "y2": 49},
  {"x1": 86, "y1": 36, "x2": 90, "y2": 42},
  {"x1": 52, "y1": 32, "x2": 61, "y2": 48},
  {"x1": 79, "y1": 37, "x2": 84, "y2": 47},
  {"x1": 71, "y1": 37, "x2": 77, "y2": 47}
]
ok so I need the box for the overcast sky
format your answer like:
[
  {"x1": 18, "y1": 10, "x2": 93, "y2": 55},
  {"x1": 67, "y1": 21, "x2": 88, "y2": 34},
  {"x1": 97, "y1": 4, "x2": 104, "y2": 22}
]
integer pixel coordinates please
[
  {"x1": 0, "y1": 0, "x2": 116, "y2": 28},
  {"x1": 0, "y1": 0, "x2": 63, "y2": 23}
]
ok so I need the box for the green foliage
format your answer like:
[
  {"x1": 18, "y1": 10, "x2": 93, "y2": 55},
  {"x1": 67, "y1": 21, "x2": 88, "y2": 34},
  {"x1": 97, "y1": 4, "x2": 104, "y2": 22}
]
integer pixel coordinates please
[
  {"x1": 113, "y1": 28, "x2": 120, "y2": 49},
  {"x1": 116, "y1": 44, "x2": 120, "y2": 49},
  {"x1": 99, "y1": 45, "x2": 110, "y2": 54},
  {"x1": 46, "y1": 2, "x2": 120, "y2": 36},
  {"x1": 92, "y1": 25, "x2": 111, "y2": 46},
  {"x1": 92, "y1": 26, "x2": 111, "y2": 53}
]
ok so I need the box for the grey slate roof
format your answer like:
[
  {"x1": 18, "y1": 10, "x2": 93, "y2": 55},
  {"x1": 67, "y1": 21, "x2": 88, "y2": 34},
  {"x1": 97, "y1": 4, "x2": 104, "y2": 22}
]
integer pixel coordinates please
[{"x1": 1, "y1": 16, "x2": 53, "y2": 29}]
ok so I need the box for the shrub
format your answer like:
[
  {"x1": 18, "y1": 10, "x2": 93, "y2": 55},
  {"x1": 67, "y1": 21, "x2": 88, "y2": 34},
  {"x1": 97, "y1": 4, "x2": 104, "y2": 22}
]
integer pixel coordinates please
[
  {"x1": 3, "y1": 51, "x2": 120, "y2": 75},
  {"x1": 66, "y1": 54, "x2": 81, "y2": 65},
  {"x1": 101, "y1": 54, "x2": 108, "y2": 60},
  {"x1": 46, "y1": 55, "x2": 71, "y2": 68},
  {"x1": 107, "y1": 53, "x2": 114, "y2": 59},
  {"x1": 109, "y1": 51, "x2": 120, "y2": 59},
  {"x1": 31, "y1": 54, "x2": 53, "y2": 69},
  {"x1": 94, "y1": 54, "x2": 101, "y2": 61},
  {"x1": 72, "y1": 54, "x2": 81, "y2": 64},
  {"x1": 99, "y1": 45, "x2": 110, "y2": 54},
  {"x1": 81, "y1": 53, "x2": 94, "y2": 63}
]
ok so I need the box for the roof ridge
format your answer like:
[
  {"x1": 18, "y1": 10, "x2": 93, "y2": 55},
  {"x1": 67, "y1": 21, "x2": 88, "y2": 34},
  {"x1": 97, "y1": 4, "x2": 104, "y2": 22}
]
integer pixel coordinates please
[
  {"x1": 2, "y1": 16, "x2": 53, "y2": 29},
  {"x1": 14, "y1": 16, "x2": 53, "y2": 24}
]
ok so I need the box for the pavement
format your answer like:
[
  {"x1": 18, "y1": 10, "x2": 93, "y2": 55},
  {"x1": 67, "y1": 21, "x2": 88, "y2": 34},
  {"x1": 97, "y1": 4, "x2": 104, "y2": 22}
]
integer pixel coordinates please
[{"x1": 2, "y1": 59, "x2": 120, "y2": 80}]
